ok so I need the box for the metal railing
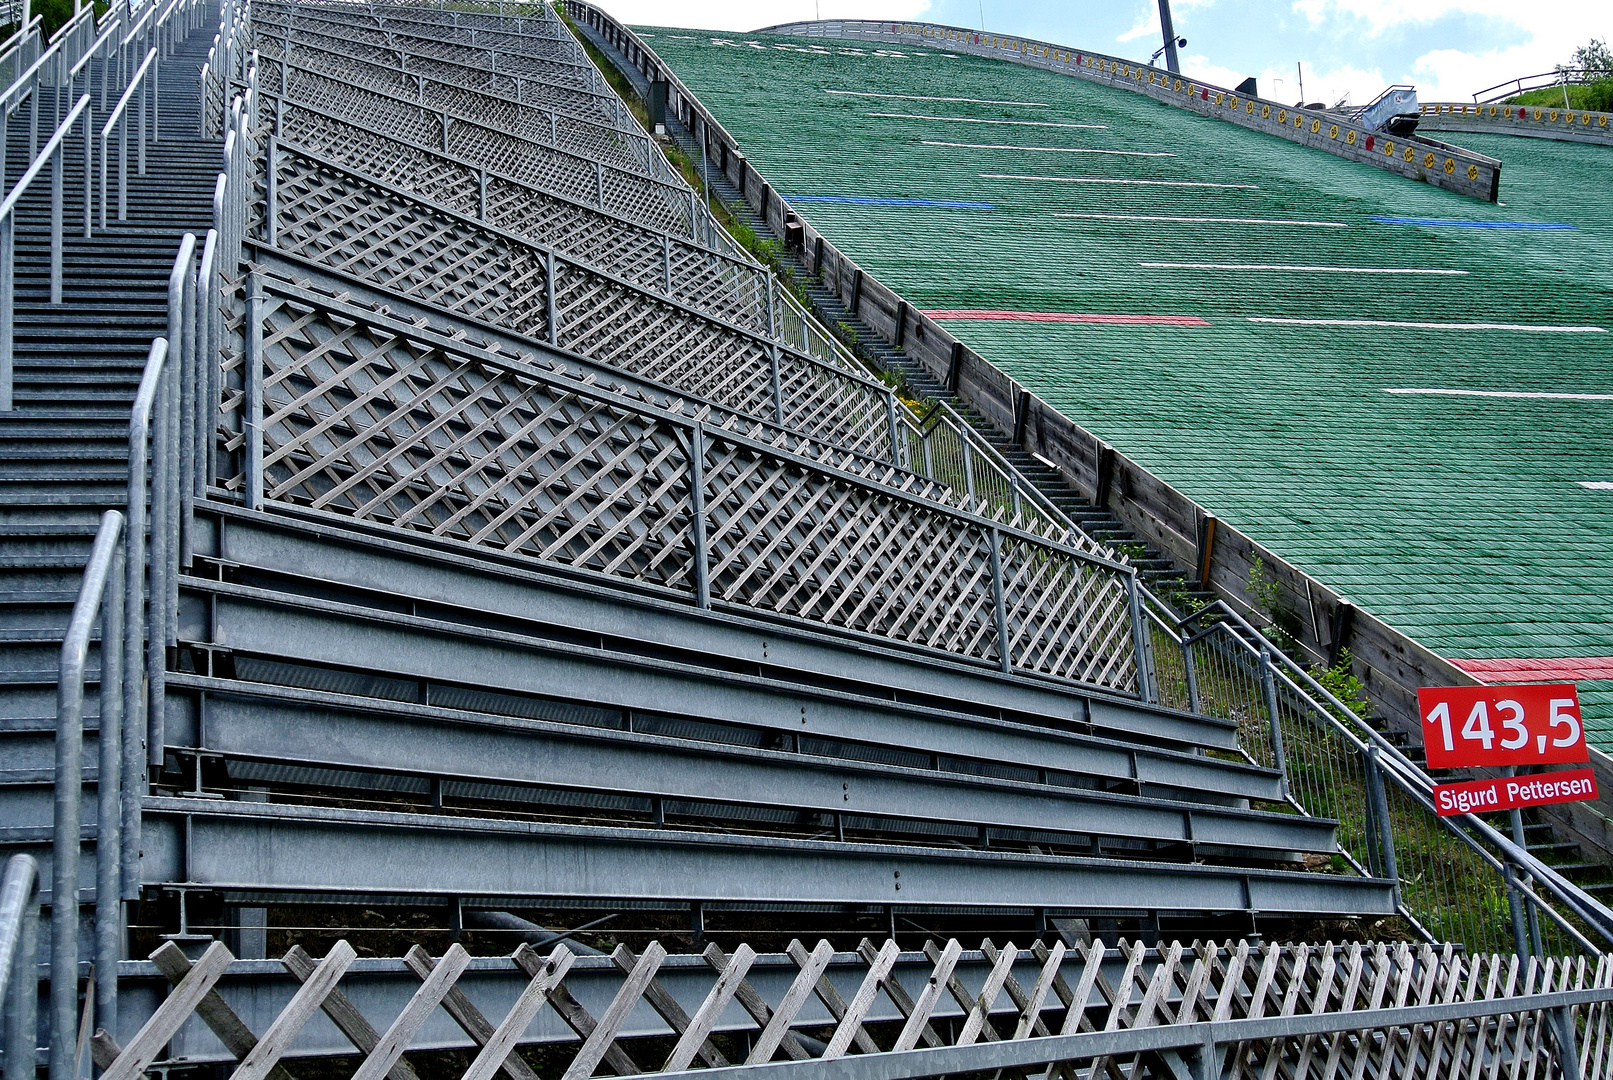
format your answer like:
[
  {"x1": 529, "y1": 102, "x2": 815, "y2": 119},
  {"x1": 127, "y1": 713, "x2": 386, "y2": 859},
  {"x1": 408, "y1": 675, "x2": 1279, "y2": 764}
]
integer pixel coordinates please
[
  {"x1": 0, "y1": 93, "x2": 92, "y2": 408},
  {"x1": 1474, "y1": 68, "x2": 1610, "y2": 103},
  {"x1": 1141, "y1": 589, "x2": 1613, "y2": 961},
  {"x1": 49, "y1": 509, "x2": 125, "y2": 1080},
  {"x1": 99, "y1": 46, "x2": 155, "y2": 224},
  {"x1": 0, "y1": 854, "x2": 41, "y2": 1080}
]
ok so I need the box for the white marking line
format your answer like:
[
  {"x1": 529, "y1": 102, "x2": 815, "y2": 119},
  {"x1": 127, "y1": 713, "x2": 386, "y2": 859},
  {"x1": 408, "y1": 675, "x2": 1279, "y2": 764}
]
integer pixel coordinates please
[
  {"x1": 1055, "y1": 212, "x2": 1346, "y2": 227},
  {"x1": 1386, "y1": 388, "x2": 1613, "y2": 402},
  {"x1": 1252, "y1": 317, "x2": 1605, "y2": 333},
  {"x1": 870, "y1": 112, "x2": 1107, "y2": 129},
  {"x1": 984, "y1": 174, "x2": 1257, "y2": 189},
  {"x1": 1580, "y1": 482, "x2": 1613, "y2": 490},
  {"x1": 827, "y1": 89, "x2": 1050, "y2": 107},
  {"x1": 930, "y1": 140, "x2": 1172, "y2": 157},
  {"x1": 1142, "y1": 262, "x2": 1467, "y2": 275}
]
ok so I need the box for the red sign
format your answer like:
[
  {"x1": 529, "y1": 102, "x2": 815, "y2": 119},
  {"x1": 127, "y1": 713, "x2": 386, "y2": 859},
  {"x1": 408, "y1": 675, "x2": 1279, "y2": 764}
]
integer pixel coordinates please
[
  {"x1": 1434, "y1": 768, "x2": 1599, "y2": 817},
  {"x1": 1419, "y1": 684, "x2": 1585, "y2": 769}
]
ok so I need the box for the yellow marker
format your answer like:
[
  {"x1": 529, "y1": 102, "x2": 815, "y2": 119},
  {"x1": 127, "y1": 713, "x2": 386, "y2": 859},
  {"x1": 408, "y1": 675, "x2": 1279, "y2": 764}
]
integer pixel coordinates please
[
  {"x1": 1346, "y1": 129, "x2": 1357, "y2": 144},
  {"x1": 1329, "y1": 123, "x2": 1339, "y2": 139},
  {"x1": 1174, "y1": 78, "x2": 1182, "y2": 91},
  {"x1": 1504, "y1": 107, "x2": 1512, "y2": 118},
  {"x1": 1550, "y1": 110, "x2": 1558, "y2": 121},
  {"x1": 1277, "y1": 109, "x2": 1286, "y2": 123},
  {"x1": 1566, "y1": 112, "x2": 1575, "y2": 124},
  {"x1": 1467, "y1": 163, "x2": 1479, "y2": 180},
  {"x1": 1423, "y1": 151, "x2": 1434, "y2": 167},
  {"x1": 1295, "y1": 114, "x2": 1303, "y2": 128},
  {"x1": 1311, "y1": 118, "x2": 1321, "y2": 133},
  {"x1": 1215, "y1": 92, "x2": 1224, "y2": 105},
  {"x1": 1601, "y1": 116, "x2": 1609, "y2": 127},
  {"x1": 1406, "y1": 146, "x2": 1416, "y2": 162},
  {"x1": 1489, "y1": 106, "x2": 1498, "y2": 117},
  {"x1": 1246, "y1": 100, "x2": 1254, "y2": 114},
  {"x1": 1261, "y1": 103, "x2": 1271, "y2": 118},
  {"x1": 1444, "y1": 157, "x2": 1455, "y2": 174},
  {"x1": 1581, "y1": 113, "x2": 1590, "y2": 125},
  {"x1": 1384, "y1": 140, "x2": 1395, "y2": 155}
]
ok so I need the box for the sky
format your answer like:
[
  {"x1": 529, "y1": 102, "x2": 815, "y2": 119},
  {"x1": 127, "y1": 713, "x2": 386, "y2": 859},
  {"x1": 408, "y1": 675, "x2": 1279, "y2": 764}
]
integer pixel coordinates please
[{"x1": 598, "y1": 0, "x2": 1613, "y2": 106}]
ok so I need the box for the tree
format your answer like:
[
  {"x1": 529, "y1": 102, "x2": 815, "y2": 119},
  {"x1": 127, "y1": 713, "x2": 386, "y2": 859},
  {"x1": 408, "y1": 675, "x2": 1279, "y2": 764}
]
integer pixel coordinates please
[{"x1": 1565, "y1": 38, "x2": 1613, "y2": 77}]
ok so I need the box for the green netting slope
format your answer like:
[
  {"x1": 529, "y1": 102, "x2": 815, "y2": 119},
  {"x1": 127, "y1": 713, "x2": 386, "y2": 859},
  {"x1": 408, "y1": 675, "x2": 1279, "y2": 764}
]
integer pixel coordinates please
[{"x1": 642, "y1": 29, "x2": 1613, "y2": 745}]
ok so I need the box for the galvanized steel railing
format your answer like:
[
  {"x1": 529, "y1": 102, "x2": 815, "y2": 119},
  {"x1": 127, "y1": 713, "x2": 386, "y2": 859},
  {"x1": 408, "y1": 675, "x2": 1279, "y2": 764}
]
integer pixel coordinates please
[
  {"x1": 0, "y1": 854, "x2": 41, "y2": 1080},
  {"x1": 1142, "y1": 591, "x2": 1613, "y2": 961},
  {"x1": 49, "y1": 509, "x2": 125, "y2": 1080}
]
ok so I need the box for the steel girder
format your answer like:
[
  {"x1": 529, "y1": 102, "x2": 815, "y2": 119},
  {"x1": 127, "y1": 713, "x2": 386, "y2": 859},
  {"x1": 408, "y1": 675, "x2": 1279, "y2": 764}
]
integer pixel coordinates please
[
  {"x1": 163, "y1": 674, "x2": 1339, "y2": 856},
  {"x1": 138, "y1": 797, "x2": 1394, "y2": 915},
  {"x1": 202, "y1": 499, "x2": 1239, "y2": 751},
  {"x1": 180, "y1": 580, "x2": 1281, "y2": 802}
]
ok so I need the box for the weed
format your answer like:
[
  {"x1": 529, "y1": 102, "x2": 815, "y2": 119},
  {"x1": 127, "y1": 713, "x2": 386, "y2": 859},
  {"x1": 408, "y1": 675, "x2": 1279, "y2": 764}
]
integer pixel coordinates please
[{"x1": 1314, "y1": 647, "x2": 1372, "y2": 719}]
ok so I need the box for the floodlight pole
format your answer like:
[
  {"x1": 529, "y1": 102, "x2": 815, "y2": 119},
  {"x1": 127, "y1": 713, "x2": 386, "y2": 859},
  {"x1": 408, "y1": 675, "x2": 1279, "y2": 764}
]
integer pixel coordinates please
[{"x1": 1156, "y1": 0, "x2": 1181, "y2": 73}]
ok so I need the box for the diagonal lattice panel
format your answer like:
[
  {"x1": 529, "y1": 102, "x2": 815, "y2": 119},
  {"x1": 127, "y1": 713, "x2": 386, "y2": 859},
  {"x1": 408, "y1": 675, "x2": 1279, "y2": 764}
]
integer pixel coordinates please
[
  {"x1": 702, "y1": 436, "x2": 1003, "y2": 664},
  {"x1": 264, "y1": 52, "x2": 698, "y2": 237},
  {"x1": 999, "y1": 534, "x2": 1139, "y2": 691},
  {"x1": 269, "y1": 147, "x2": 897, "y2": 463},
  {"x1": 258, "y1": 293, "x2": 697, "y2": 589},
  {"x1": 271, "y1": 153, "x2": 553, "y2": 337},
  {"x1": 255, "y1": 17, "x2": 639, "y2": 144}
]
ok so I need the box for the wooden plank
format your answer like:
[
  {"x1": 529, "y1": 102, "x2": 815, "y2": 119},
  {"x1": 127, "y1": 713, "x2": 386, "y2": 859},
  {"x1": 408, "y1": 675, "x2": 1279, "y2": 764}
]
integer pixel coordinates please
[
  {"x1": 861, "y1": 939, "x2": 945, "y2": 1051},
  {"x1": 892, "y1": 939, "x2": 961, "y2": 1053},
  {"x1": 925, "y1": 939, "x2": 1002, "y2": 1044},
  {"x1": 663, "y1": 944, "x2": 754, "y2": 1072},
  {"x1": 235, "y1": 941, "x2": 358, "y2": 1080},
  {"x1": 1210, "y1": 941, "x2": 1251, "y2": 1022},
  {"x1": 1057, "y1": 941, "x2": 1107, "y2": 1035},
  {"x1": 615, "y1": 944, "x2": 728, "y2": 1070},
  {"x1": 983, "y1": 939, "x2": 1055, "y2": 1041},
  {"x1": 957, "y1": 942, "x2": 1018, "y2": 1047},
  {"x1": 461, "y1": 945, "x2": 576, "y2": 1080},
  {"x1": 748, "y1": 939, "x2": 833, "y2": 1065},
  {"x1": 823, "y1": 939, "x2": 899, "y2": 1059},
  {"x1": 1013, "y1": 941, "x2": 1066, "y2": 1040},
  {"x1": 148, "y1": 942, "x2": 296, "y2": 1080},
  {"x1": 1129, "y1": 943, "x2": 1182, "y2": 1029},
  {"x1": 561, "y1": 940, "x2": 666, "y2": 1080},
  {"x1": 102, "y1": 941, "x2": 235, "y2": 1080},
  {"x1": 1102, "y1": 941, "x2": 1147, "y2": 1031},
  {"x1": 404, "y1": 945, "x2": 542, "y2": 1080},
  {"x1": 285, "y1": 944, "x2": 423, "y2": 1080},
  {"x1": 352, "y1": 942, "x2": 472, "y2": 1080},
  {"x1": 514, "y1": 948, "x2": 642, "y2": 1078},
  {"x1": 791, "y1": 939, "x2": 882, "y2": 1055}
]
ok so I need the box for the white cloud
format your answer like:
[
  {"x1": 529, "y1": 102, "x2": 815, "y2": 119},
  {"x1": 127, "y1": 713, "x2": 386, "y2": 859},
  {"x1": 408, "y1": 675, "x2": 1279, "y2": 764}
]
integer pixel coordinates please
[
  {"x1": 1117, "y1": 18, "x2": 1154, "y2": 43},
  {"x1": 599, "y1": 0, "x2": 931, "y2": 32},
  {"x1": 1180, "y1": 53, "x2": 1388, "y2": 107}
]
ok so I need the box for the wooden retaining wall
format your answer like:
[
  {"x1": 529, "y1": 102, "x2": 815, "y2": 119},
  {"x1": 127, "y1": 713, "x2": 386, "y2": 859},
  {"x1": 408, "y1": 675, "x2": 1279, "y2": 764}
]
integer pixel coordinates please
[{"x1": 1419, "y1": 101, "x2": 1613, "y2": 147}]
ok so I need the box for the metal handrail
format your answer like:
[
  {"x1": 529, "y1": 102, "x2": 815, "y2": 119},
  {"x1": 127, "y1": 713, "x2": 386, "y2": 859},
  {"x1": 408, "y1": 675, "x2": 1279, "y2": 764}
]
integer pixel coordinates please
[
  {"x1": 1473, "y1": 68, "x2": 1608, "y2": 103},
  {"x1": 50, "y1": 510, "x2": 125, "y2": 1080},
  {"x1": 1141, "y1": 584, "x2": 1613, "y2": 954},
  {"x1": 0, "y1": 854, "x2": 41, "y2": 1080},
  {"x1": 99, "y1": 46, "x2": 156, "y2": 225},
  {"x1": 0, "y1": 93, "x2": 93, "y2": 409}
]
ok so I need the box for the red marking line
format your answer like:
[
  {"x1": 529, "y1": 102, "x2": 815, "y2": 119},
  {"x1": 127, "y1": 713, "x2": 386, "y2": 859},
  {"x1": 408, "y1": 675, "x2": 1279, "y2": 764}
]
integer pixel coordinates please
[
  {"x1": 1454, "y1": 657, "x2": 1613, "y2": 682},
  {"x1": 922, "y1": 309, "x2": 1210, "y2": 326}
]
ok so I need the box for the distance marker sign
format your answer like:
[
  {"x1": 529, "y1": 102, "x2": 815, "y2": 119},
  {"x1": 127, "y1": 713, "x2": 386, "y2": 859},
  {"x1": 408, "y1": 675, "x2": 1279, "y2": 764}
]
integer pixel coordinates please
[
  {"x1": 1419, "y1": 683, "x2": 1585, "y2": 769},
  {"x1": 1434, "y1": 768, "x2": 1598, "y2": 817}
]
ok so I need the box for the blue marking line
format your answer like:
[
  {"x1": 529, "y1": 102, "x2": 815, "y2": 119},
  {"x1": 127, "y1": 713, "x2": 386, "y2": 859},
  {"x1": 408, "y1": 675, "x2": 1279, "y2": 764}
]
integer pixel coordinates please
[
  {"x1": 784, "y1": 194, "x2": 996, "y2": 210},
  {"x1": 1370, "y1": 217, "x2": 1575, "y2": 230}
]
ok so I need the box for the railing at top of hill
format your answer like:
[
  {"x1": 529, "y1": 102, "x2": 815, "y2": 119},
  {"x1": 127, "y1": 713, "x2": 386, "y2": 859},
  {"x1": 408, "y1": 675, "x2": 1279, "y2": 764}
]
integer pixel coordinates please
[
  {"x1": 1474, "y1": 68, "x2": 1610, "y2": 103},
  {"x1": 753, "y1": 17, "x2": 1502, "y2": 202},
  {"x1": 567, "y1": 0, "x2": 1613, "y2": 961},
  {"x1": 1417, "y1": 99, "x2": 1613, "y2": 146}
]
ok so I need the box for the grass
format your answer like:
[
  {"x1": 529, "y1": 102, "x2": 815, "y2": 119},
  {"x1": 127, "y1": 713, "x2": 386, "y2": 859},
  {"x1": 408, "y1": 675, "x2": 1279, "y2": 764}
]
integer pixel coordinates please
[{"x1": 1505, "y1": 81, "x2": 1613, "y2": 111}]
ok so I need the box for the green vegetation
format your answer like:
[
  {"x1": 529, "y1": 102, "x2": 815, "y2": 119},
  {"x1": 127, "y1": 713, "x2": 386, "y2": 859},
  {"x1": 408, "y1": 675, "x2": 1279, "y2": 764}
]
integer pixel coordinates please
[{"x1": 1314, "y1": 648, "x2": 1371, "y2": 720}]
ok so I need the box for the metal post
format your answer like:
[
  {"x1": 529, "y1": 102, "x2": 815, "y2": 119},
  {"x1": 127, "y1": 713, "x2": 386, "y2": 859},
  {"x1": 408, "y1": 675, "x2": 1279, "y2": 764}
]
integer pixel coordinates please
[
  {"x1": 960, "y1": 436, "x2": 976, "y2": 503},
  {"x1": 2, "y1": 855, "x2": 41, "y2": 1080},
  {"x1": 1156, "y1": 0, "x2": 1181, "y2": 73},
  {"x1": 94, "y1": 543, "x2": 124, "y2": 1042},
  {"x1": 52, "y1": 512, "x2": 122, "y2": 1080},
  {"x1": 147, "y1": 354, "x2": 170, "y2": 766},
  {"x1": 545, "y1": 249, "x2": 559, "y2": 345},
  {"x1": 988, "y1": 527, "x2": 1010, "y2": 674},
  {"x1": 245, "y1": 276, "x2": 264, "y2": 509},
  {"x1": 1182, "y1": 640, "x2": 1201, "y2": 714},
  {"x1": 1364, "y1": 747, "x2": 1400, "y2": 908},
  {"x1": 264, "y1": 137, "x2": 277, "y2": 245},
  {"x1": 1127, "y1": 572, "x2": 1154, "y2": 703},
  {"x1": 478, "y1": 169, "x2": 487, "y2": 222},
  {"x1": 885, "y1": 391, "x2": 900, "y2": 467},
  {"x1": 49, "y1": 142, "x2": 61, "y2": 304},
  {"x1": 1258, "y1": 645, "x2": 1288, "y2": 789},
  {"x1": 168, "y1": 234, "x2": 195, "y2": 570},
  {"x1": 0, "y1": 215, "x2": 12, "y2": 411},
  {"x1": 688, "y1": 423, "x2": 709, "y2": 609},
  {"x1": 1510, "y1": 796, "x2": 1545, "y2": 957}
]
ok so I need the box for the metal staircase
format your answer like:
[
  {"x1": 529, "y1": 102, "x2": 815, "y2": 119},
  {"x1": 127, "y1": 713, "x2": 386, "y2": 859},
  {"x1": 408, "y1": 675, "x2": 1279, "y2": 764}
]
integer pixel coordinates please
[{"x1": 3, "y1": 1, "x2": 1613, "y2": 1077}]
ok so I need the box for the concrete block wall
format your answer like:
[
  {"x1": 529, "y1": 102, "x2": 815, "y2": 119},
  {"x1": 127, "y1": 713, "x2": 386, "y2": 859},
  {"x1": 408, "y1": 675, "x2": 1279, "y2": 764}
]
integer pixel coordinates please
[
  {"x1": 1419, "y1": 100, "x2": 1613, "y2": 147},
  {"x1": 763, "y1": 19, "x2": 1503, "y2": 202}
]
